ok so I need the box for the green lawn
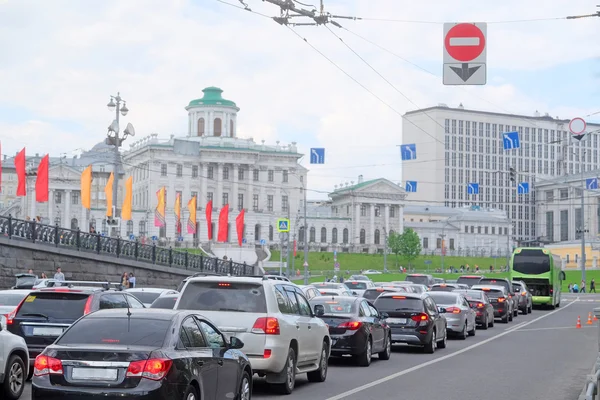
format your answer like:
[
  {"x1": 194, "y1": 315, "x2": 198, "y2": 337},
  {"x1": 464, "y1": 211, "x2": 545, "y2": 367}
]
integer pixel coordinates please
[{"x1": 271, "y1": 250, "x2": 507, "y2": 273}]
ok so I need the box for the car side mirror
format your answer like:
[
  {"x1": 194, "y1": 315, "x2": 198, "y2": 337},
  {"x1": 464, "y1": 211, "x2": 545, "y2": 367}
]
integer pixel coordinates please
[
  {"x1": 314, "y1": 304, "x2": 325, "y2": 316},
  {"x1": 0, "y1": 315, "x2": 6, "y2": 331},
  {"x1": 229, "y1": 336, "x2": 244, "y2": 350},
  {"x1": 380, "y1": 312, "x2": 389, "y2": 319},
  {"x1": 438, "y1": 307, "x2": 447, "y2": 314}
]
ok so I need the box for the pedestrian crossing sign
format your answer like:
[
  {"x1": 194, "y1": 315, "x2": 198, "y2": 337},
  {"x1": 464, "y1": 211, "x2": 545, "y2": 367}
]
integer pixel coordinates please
[{"x1": 277, "y1": 218, "x2": 290, "y2": 233}]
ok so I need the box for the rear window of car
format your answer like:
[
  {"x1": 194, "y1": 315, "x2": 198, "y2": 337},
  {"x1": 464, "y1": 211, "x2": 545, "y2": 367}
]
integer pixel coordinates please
[
  {"x1": 374, "y1": 297, "x2": 424, "y2": 312},
  {"x1": 363, "y1": 289, "x2": 393, "y2": 301},
  {"x1": 474, "y1": 288, "x2": 503, "y2": 298},
  {"x1": 0, "y1": 292, "x2": 28, "y2": 306},
  {"x1": 454, "y1": 291, "x2": 483, "y2": 301},
  {"x1": 457, "y1": 276, "x2": 482, "y2": 286},
  {"x1": 177, "y1": 281, "x2": 267, "y2": 313},
  {"x1": 311, "y1": 299, "x2": 357, "y2": 314},
  {"x1": 405, "y1": 275, "x2": 430, "y2": 285},
  {"x1": 129, "y1": 292, "x2": 162, "y2": 304},
  {"x1": 57, "y1": 318, "x2": 170, "y2": 346},
  {"x1": 345, "y1": 282, "x2": 367, "y2": 290},
  {"x1": 428, "y1": 293, "x2": 459, "y2": 305},
  {"x1": 431, "y1": 285, "x2": 454, "y2": 292},
  {"x1": 16, "y1": 292, "x2": 89, "y2": 320},
  {"x1": 313, "y1": 284, "x2": 342, "y2": 289},
  {"x1": 479, "y1": 279, "x2": 509, "y2": 292},
  {"x1": 150, "y1": 296, "x2": 178, "y2": 309}
]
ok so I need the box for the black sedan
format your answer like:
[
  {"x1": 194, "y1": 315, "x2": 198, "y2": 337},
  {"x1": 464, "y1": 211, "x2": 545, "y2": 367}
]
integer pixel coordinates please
[
  {"x1": 452, "y1": 289, "x2": 495, "y2": 329},
  {"x1": 32, "y1": 308, "x2": 252, "y2": 400},
  {"x1": 310, "y1": 296, "x2": 391, "y2": 367}
]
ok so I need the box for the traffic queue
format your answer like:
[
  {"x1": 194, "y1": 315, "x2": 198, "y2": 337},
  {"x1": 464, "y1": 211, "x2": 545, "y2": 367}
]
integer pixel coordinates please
[{"x1": 0, "y1": 272, "x2": 534, "y2": 399}]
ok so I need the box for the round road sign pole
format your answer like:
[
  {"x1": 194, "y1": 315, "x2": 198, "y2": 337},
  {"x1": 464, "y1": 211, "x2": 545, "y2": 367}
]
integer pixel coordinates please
[
  {"x1": 569, "y1": 117, "x2": 587, "y2": 136},
  {"x1": 444, "y1": 23, "x2": 486, "y2": 62}
]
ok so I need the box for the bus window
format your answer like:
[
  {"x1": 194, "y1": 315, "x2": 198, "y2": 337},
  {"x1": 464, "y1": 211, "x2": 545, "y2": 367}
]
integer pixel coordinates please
[{"x1": 513, "y1": 249, "x2": 550, "y2": 275}]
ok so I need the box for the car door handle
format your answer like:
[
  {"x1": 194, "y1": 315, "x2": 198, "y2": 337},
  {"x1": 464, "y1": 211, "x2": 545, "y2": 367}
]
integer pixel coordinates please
[
  {"x1": 195, "y1": 360, "x2": 204, "y2": 367},
  {"x1": 218, "y1": 360, "x2": 224, "y2": 366},
  {"x1": 296, "y1": 325, "x2": 300, "y2": 329},
  {"x1": 308, "y1": 325, "x2": 312, "y2": 330}
]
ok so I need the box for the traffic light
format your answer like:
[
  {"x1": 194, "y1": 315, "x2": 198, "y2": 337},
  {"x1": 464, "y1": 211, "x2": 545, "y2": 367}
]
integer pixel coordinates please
[{"x1": 509, "y1": 167, "x2": 516, "y2": 182}]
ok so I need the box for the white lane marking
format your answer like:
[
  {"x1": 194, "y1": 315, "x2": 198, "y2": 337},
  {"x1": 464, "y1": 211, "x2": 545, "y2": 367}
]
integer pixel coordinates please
[
  {"x1": 513, "y1": 325, "x2": 595, "y2": 332},
  {"x1": 449, "y1": 37, "x2": 480, "y2": 46},
  {"x1": 507, "y1": 321, "x2": 527, "y2": 331},
  {"x1": 325, "y1": 301, "x2": 576, "y2": 400}
]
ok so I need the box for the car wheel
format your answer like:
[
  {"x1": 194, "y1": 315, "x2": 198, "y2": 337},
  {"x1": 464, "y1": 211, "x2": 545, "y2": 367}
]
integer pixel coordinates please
[
  {"x1": 357, "y1": 338, "x2": 372, "y2": 367},
  {"x1": 459, "y1": 323, "x2": 467, "y2": 340},
  {"x1": 481, "y1": 315, "x2": 488, "y2": 330},
  {"x1": 239, "y1": 370, "x2": 252, "y2": 400},
  {"x1": 509, "y1": 311, "x2": 513, "y2": 322},
  {"x1": 275, "y1": 348, "x2": 296, "y2": 394},
  {"x1": 468, "y1": 322, "x2": 476, "y2": 336},
  {"x1": 502, "y1": 313, "x2": 509, "y2": 323},
  {"x1": 378, "y1": 335, "x2": 392, "y2": 360},
  {"x1": 307, "y1": 341, "x2": 328, "y2": 382},
  {"x1": 183, "y1": 384, "x2": 199, "y2": 400},
  {"x1": 488, "y1": 315, "x2": 494, "y2": 328},
  {"x1": 437, "y1": 329, "x2": 447, "y2": 349},
  {"x1": 528, "y1": 305, "x2": 533, "y2": 313},
  {"x1": 424, "y1": 330, "x2": 436, "y2": 354},
  {"x1": 3, "y1": 355, "x2": 25, "y2": 400}
]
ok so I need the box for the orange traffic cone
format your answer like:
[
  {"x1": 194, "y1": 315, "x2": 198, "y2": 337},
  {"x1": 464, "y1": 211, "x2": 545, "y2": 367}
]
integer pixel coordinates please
[
  {"x1": 588, "y1": 312, "x2": 594, "y2": 325},
  {"x1": 576, "y1": 316, "x2": 582, "y2": 329},
  {"x1": 594, "y1": 314, "x2": 598, "y2": 322}
]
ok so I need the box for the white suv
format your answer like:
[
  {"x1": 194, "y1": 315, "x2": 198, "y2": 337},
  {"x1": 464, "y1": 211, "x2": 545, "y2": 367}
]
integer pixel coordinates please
[
  {"x1": 175, "y1": 276, "x2": 330, "y2": 394},
  {"x1": 0, "y1": 316, "x2": 29, "y2": 400}
]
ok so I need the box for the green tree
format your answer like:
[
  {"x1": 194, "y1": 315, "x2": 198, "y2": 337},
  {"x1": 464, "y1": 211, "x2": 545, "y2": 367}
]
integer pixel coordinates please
[
  {"x1": 387, "y1": 231, "x2": 403, "y2": 266},
  {"x1": 394, "y1": 228, "x2": 422, "y2": 266}
]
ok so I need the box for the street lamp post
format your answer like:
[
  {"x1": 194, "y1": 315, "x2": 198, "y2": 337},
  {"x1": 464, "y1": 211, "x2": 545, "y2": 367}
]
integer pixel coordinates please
[{"x1": 106, "y1": 93, "x2": 133, "y2": 227}]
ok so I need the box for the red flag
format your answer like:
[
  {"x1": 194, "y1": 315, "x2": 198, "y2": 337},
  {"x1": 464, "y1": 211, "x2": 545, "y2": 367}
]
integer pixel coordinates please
[
  {"x1": 14, "y1": 148, "x2": 26, "y2": 196},
  {"x1": 205, "y1": 200, "x2": 213, "y2": 240},
  {"x1": 236, "y1": 209, "x2": 245, "y2": 247},
  {"x1": 217, "y1": 204, "x2": 229, "y2": 242},
  {"x1": 35, "y1": 154, "x2": 49, "y2": 202},
  {"x1": 293, "y1": 240, "x2": 297, "y2": 257}
]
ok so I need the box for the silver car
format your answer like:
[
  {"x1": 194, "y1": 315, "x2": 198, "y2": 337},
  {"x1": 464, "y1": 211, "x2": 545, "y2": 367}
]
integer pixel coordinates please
[{"x1": 428, "y1": 292, "x2": 477, "y2": 339}]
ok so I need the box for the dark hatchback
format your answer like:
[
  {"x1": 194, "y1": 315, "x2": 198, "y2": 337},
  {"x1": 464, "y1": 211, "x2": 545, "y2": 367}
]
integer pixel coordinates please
[
  {"x1": 310, "y1": 296, "x2": 391, "y2": 367},
  {"x1": 452, "y1": 289, "x2": 495, "y2": 329},
  {"x1": 7, "y1": 286, "x2": 146, "y2": 370},
  {"x1": 150, "y1": 294, "x2": 179, "y2": 309},
  {"x1": 32, "y1": 309, "x2": 252, "y2": 400},
  {"x1": 478, "y1": 278, "x2": 518, "y2": 317},
  {"x1": 362, "y1": 287, "x2": 402, "y2": 302},
  {"x1": 456, "y1": 275, "x2": 484, "y2": 288},
  {"x1": 471, "y1": 285, "x2": 512, "y2": 323},
  {"x1": 373, "y1": 293, "x2": 447, "y2": 354}
]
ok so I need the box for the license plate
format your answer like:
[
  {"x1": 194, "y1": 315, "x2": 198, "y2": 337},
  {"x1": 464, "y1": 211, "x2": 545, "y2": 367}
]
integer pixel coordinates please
[
  {"x1": 387, "y1": 318, "x2": 407, "y2": 324},
  {"x1": 32, "y1": 327, "x2": 63, "y2": 336},
  {"x1": 72, "y1": 368, "x2": 118, "y2": 381}
]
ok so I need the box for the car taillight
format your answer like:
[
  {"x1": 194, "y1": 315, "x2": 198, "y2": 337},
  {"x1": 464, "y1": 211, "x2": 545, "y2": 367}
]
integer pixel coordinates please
[
  {"x1": 498, "y1": 297, "x2": 506, "y2": 303},
  {"x1": 550, "y1": 288, "x2": 553, "y2": 294},
  {"x1": 411, "y1": 313, "x2": 429, "y2": 322},
  {"x1": 477, "y1": 303, "x2": 484, "y2": 308},
  {"x1": 252, "y1": 317, "x2": 280, "y2": 335},
  {"x1": 126, "y1": 358, "x2": 172, "y2": 381},
  {"x1": 83, "y1": 296, "x2": 93, "y2": 315},
  {"x1": 338, "y1": 321, "x2": 362, "y2": 330},
  {"x1": 34, "y1": 355, "x2": 63, "y2": 376},
  {"x1": 7, "y1": 296, "x2": 28, "y2": 326},
  {"x1": 263, "y1": 349, "x2": 272, "y2": 358},
  {"x1": 521, "y1": 291, "x2": 527, "y2": 296},
  {"x1": 445, "y1": 307, "x2": 461, "y2": 314}
]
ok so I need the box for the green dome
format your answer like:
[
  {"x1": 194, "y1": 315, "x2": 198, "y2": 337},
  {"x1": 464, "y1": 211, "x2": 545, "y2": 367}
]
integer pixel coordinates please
[{"x1": 187, "y1": 87, "x2": 238, "y2": 108}]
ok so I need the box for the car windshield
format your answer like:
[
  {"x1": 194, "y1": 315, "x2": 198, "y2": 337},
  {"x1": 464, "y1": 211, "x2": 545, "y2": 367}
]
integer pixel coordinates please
[
  {"x1": 431, "y1": 285, "x2": 455, "y2": 292},
  {"x1": 375, "y1": 297, "x2": 424, "y2": 312},
  {"x1": 428, "y1": 293, "x2": 459, "y2": 305},
  {"x1": 150, "y1": 296, "x2": 178, "y2": 309},
  {"x1": 129, "y1": 292, "x2": 163, "y2": 304},
  {"x1": 345, "y1": 282, "x2": 368, "y2": 290},
  {"x1": 16, "y1": 292, "x2": 90, "y2": 320},
  {"x1": 311, "y1": 299, "x2": 357, "y2": 314},
  {"x1": 0, "y1": 292, "x2": 28, "y2": 306},
  {"x1": 57, "y1": 317, "x2": 170, "y2": 346},
  {"x1": 405, "y1": 276, "x2": 429, "y2": 285},
  {"x1": 474, "y1": 288, "x2": 503, "y2": 298},
  {"x1": 454, "y1": 291, "x2": 483, "y2": 302},
  {"x1": 177, "y1": 281, "x2": 267, "y2": 313}
]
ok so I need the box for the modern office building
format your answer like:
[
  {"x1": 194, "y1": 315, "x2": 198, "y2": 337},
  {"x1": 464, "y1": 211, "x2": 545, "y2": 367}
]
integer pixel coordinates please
[{"x1": 402, "y1": 104, "x2": 600, "y2": 243}]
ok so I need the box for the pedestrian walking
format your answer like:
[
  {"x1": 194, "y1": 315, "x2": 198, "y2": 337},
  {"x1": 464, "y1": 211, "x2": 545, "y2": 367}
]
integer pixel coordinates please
[
  {"x1": 591, "y1": 278, "x2": 596, "y2": 293},
  {"x1": 54, "y1": 267, "x2": 65, "y2": 281},
  {"x1": 40, "y1": 272, "x2": 48, "y2": 279},
  {"x1": 121, "y1": 272, "x2": 130, "y2": 288},
  {"x1": 129, "y1": 272, "x2": 136, "y2": 288},
  {"x1": 581, "y1": 279, "x2": 586, "y2": 293}
]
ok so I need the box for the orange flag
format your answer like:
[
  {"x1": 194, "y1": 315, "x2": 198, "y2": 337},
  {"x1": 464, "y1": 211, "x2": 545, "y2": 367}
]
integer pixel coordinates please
[
  {"x1": 105, "y1": 173, "x2": 114, "y2": 217},
  {"x1": 121, "y1": 176, "x2": 133, "y2": 220},
  {"x1": 80, "y1": 165, "x2": 92, "y2": 209}
]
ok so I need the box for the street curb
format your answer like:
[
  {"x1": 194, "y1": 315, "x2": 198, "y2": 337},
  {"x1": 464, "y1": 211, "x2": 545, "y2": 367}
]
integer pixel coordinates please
[{"x1": 579, "y1": 363, "x2": 597, "y2": 400}]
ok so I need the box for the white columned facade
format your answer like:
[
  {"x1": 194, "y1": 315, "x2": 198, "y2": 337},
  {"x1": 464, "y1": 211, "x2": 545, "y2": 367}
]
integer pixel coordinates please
[
  {"x1": 65, "y1": 190, "x2": 71, "y2": 229},
  {"x1": 233, "y1": 164, "x2": 239, "y2": 211},
  {"x1": 384, "y1": 204, "x2": 390, "y2": 236},
  {"x1": 275, "y1": 169, "x2": 282, "y2": 214},
  {"x1": 369, "y1": 203, "x2": 375, "y2": 244},
  {"x1": 259, "y1": 168, "x2": 266, "y2": 212},
  {"x1": 354, "y1": 203, "x2": 361, "y2": 244},
  {"x1": 399, "y1": 205, "x2": 404, "y2": 232},
  {"x1": 216, "y1": 163, "x2": 223, "y2": 208},
  {"x1": 201, "y1": 163, "x2": 208, "y2": 205},
  {"x1": 48, "y1": 190, "x2": 54, "y2": 224}
]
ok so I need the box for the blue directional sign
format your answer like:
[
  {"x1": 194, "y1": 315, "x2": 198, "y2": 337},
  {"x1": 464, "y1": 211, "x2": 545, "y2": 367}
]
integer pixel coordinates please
[
  {"x1": 151, "y1": 236, "x2": 158, "y2": 241},
  {"x1": 178, "y1": 236, "x2": 184, "y2": 241},
  {"x1": 502, "y1": 131, "x2": 520, "y2": 150},
  {"x1": 242, "y1": 238, "x2": 247, "y2": 244},
  {"x1": 424, "y1": 260, "x2": 432, "y2": 265},
  {"x1": 400, "y1": 144, "x2": 417, "y2": 161},
  {"x1": 405, "y1": 181, "x2": 417, "y2": 193},
  {"x1": 517, "y1": 182, "x2": 530, "y2": 194},
  {"x1": 467, "y1": 183, "x2": 479, "y2": 195},
  {"x1": 587, "y1": 177, "x2": 599, "y2": 190},
  {"x1": 310, "y1": 148, "x2": 325, "y2": 164},
  {"x1": 260, "y1": 239, "x2": 266, "y2": 245},
  {"x1": 129, "y1": 234, "x2": 135, "y2": 240}
]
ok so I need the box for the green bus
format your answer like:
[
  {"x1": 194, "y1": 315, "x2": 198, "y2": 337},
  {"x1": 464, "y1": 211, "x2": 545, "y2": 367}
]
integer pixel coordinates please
[{"x1": 510, "y1": 247, "x2": 565, "y2": 308}]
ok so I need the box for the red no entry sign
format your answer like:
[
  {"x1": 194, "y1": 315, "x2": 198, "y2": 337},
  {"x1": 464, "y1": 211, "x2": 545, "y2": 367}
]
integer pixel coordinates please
[{"x1": 444, "y1": 23, "x2": 486, "y2": 62}]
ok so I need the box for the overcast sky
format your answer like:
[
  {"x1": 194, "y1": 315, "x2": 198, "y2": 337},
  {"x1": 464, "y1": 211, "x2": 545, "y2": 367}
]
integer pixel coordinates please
[{"x1": 0, "y1": 0, "x2": 598, "y2": 199}]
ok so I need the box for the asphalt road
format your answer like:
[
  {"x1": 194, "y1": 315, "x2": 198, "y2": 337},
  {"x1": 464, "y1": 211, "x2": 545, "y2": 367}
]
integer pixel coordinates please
[{"x1": 21, "y1": 294, "x2": 600, "y2": 400}]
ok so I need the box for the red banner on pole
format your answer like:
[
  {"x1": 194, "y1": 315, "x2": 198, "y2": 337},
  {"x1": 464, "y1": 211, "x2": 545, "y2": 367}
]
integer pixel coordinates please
[{"x1": 293, "y1": 240, "x2": 297, "y2": 257}]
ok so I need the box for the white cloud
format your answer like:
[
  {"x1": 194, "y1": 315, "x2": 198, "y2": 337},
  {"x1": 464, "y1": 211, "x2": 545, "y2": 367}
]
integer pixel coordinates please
[{"x1": 0, "y1": 0, "x2": 597, "y2": 199}]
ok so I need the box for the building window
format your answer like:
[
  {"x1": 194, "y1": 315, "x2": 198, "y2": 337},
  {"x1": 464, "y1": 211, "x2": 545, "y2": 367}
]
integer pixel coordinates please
[
  {"x1": 268, "y1": 170, "x2": 274, "y2": 182},
  {"x1": 222, "y1": 193, "x2": 228, "y2": 206},
  {"x1": 207, "y1": 192, "x2": 213, "y2": 203},
  {"x1": 101, "y1": 219, "x2": 107, "y2": 235},
  {"x1": 282, "y1": 170, "x2": 288, "y2": 183},
  {"x1": 214, "y1": 118, "x2": 222, "y2": 137},
  {"x1": 253, "y1": 169, "x2": 259, "y2": 181},
  {"x1": 269, "y1": 225, "x2": 274, "y2": 241},
  {"x1": 343, "y1": 228, "x2": 348, "y2": 244},
  {"x1": 449, "y1": 239, "x2": 455, "y2": 250},
  {"x1": 139, "y1": 220, "x2": 146, "y2": 236},
  {"x1": 320, "y1": 227, "x2": 327, "y2": 243},
  {"x1": 160, "y1": 164, "x2": 167, "y2": 177},
  {"x1": 477, "y1": 226, "x2": 482, "y2": 234},
  {"x1": 238, "y1": 194, "x2": 244, "y2": 211},
  {"x1": 546, "y1": 211, "x2": 554, "y2": 241},
  {"x1": 299, "y1": 226, "x2": 305, "y2": 243},
  {"x1": 126, "y1": 220, "x2": 133, "y2": 236},
  {"x1": 560, "y1": 189, "x2": 568, "y2": 200},
  {"x1": 545, "y1": 190, "x2": 554, "y2": 202},
  {"x1": 575, "y1": 208, "x2": 583, "y2": 240},
  {"x1": 238, "y1": 168, "x2": 244, "y2": 181},
  {"x1": 359, "y1": 229, "x2": 366, "y2": 244},
  {"x1": 72, "y1": 192, "x2": 79, "y2": 205},
  {"x1": 230, "y1": 119, "x2": 234, "y2": 136},
  {"x1": 423, "y1": 237, "x2": 429, "y2": 249},
  {"x1": 332, "y1": 228, "x2": 338, "y2": 243},
  {"x1": 374, "y1": 229, "x2": 380, "y2": 244},
  {"x1": 484, "y1": 227, "x2": 489, "y2": 234},
  {"x1": 198, "y1": 118, "x2": 205, "y2": 136},
  {"x1": 223, "y1": 166, "x2": 229, "y2": 180},
  {"x1": 465, "y1": 226, "x2": 469, "y2": 233},
  {"x1": 207, "y1": 166, "x2": 214, "y2": 179},
  {"x1": 390, "y1": 206, "x2": 395, "y2": 218},
  {"x1": 267, "y1": 195, "x2": 273, "y2": 212},
  {"x1": 253, "y1": 194, "x2": 259, "y2": 211},
  {"x1": 70, "y1": 218, "x2": 78, "y2": 230},
  {"x1": 360, "y1": 205, "x2": 366, "y2": 217},
  {"x1": 255, "y1": 224, "x2": 261, "y2": 241},
  {"x1": 192, "y1": 165, "x2": 198, "y2": 178},
  {"x1": 175, "y1": 164, "x2": 182, "y2": 177},
  {"x1": 560, "y1": 210, "x2": 568, "y2": 241},
  {"x1": 310, "y1": 227, "x2": 316, "y2": 242},
  {"x1": 436, "y1": 238, "x2": 442, "y2": 249},
  {"x1": 55, "y1": 192, "x2": 62, "y2": 204},
  {"x1": 282, "y1": 195, "x2": 288, "y2": 212},
  {"x1": 374, "y1": 206, "x2": 380, "y2": 217},
  {"x1": 210, "y1": 223, "x2": 215, "y2": 241}
]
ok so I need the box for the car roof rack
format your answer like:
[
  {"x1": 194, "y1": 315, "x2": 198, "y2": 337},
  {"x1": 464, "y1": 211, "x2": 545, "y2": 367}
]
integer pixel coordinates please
[{"x1": 45, "y1": 281, "x2": 124, "y2": 291}]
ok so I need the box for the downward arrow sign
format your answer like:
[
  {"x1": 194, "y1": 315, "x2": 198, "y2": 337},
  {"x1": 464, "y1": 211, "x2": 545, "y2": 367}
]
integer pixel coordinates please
[{"x1": 449, "y1": 63, "x2": 481, "y2": 82}]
